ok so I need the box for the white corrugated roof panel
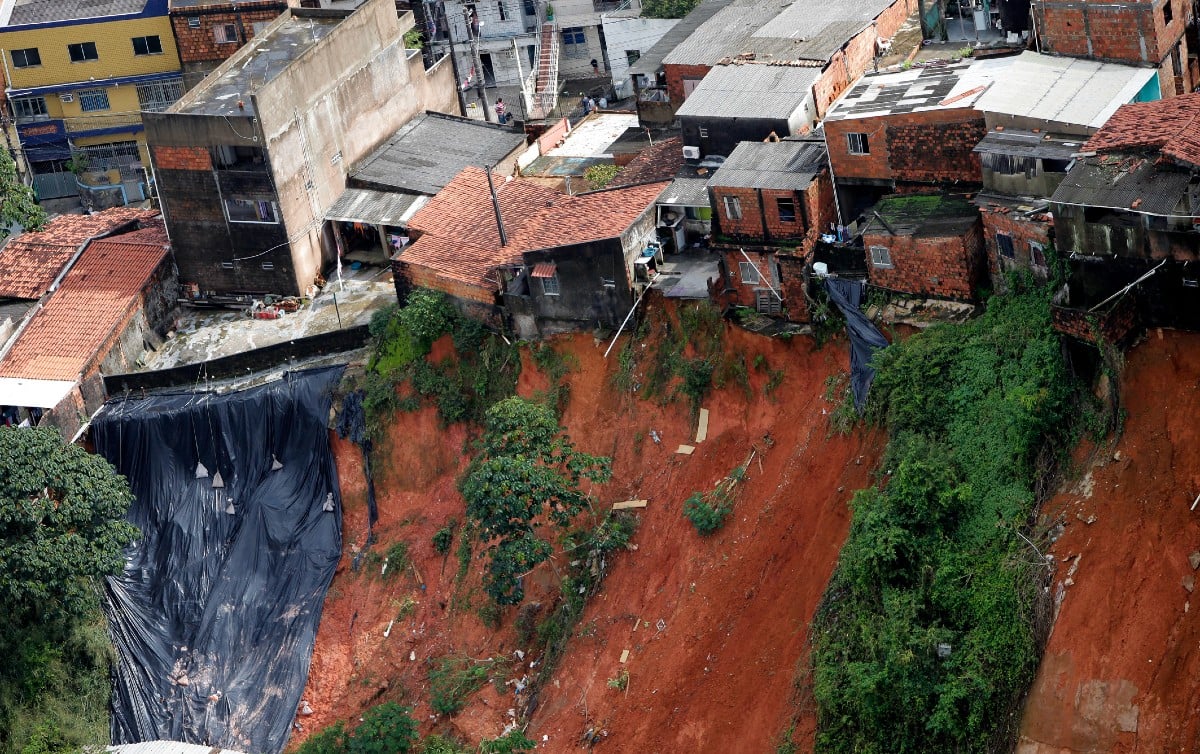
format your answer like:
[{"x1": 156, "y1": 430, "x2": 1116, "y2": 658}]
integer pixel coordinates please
[{"x1": 0, "y1": 377, "x2": 75, "y2": 409}]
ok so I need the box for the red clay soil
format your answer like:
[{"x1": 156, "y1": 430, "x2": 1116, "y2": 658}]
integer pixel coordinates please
[
  {"x1": 1018, "y1": 329, "x2": 1200, "y2": 754},
  {"x1": 296, "y1": 308, "x2": 883, "y2": 751}
]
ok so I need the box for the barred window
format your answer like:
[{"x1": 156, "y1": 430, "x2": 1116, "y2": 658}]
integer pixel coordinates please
[
  {"x1": 78, "y1": 88, "x2": 110, "y2": 112},
  {"x1": 137, "y1": 78, "x2": 183, "y2": 112}
]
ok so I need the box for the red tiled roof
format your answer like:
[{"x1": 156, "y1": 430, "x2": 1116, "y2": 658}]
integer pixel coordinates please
[
  {"x1": 530, "y1": 261, "x2": 557, "y2": 278},
  {"x1": 1086, "y1": 93, "x2": 1200, "y2": 168},
  {"x1": 0, "y1": 207, "x2": 159, "y2": 299},
  {"x1": 402, "y1": 166, "x2": 668, "y2": 288},
  {"x1": 0, "y1": 230, "x2": 169, "y2": 382},
  {"x1": 612, "y1": 137, "x2": 683, "y2": 186}
]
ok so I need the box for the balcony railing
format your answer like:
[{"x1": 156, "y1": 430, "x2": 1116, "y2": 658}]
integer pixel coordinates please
[{"x1": 63, "y1": 112, "x2": 142, "y2": 134}]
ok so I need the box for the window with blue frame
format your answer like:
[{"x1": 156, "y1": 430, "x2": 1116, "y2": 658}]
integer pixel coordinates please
[
  {"x1": 561, "y1": 26, "x2": 586, "y2": 56},
  {"x1": 78, "y1": 89, "x2": 110, "y2": 112}
]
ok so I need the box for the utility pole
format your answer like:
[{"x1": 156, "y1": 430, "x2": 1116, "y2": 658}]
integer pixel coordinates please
[
  {"x1": 464, "y1": 6, "x2": 494, "y2": 122},
  {"x1": 436, "y1": 0, "x2": 470, "y2": 115}
]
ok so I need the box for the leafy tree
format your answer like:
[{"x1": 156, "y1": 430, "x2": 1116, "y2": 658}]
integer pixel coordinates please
[
  {"x1": 460, "y1": 398, "x2": 610, "y2": 604},
  {"x1": 0, "y1": 147, "x2": 44, "y2": 240},
  {"x1": 0, "y1": 426, "x2": 137, "y2": 621},
  {"x1": 347, "y1": 703, "x2": 418, "y2": 754},
  {"x1": 642, "y1": 0, "x2": 699, "y2": 18}
]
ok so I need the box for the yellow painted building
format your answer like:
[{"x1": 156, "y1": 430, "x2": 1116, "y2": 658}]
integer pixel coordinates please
[{"x1": 0, "y1": 0, "x2": 183, "y2": 205}]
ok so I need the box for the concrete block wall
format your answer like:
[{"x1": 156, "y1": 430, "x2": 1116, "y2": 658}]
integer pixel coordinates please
[
  {"x1": 980, "y1": 208, "x2": 1053, "y2": 290},
  {"x1": 865, "y1": 218, "x2": 984, "y2": 300}
]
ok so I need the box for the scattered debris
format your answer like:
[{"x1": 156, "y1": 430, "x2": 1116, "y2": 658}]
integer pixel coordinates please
[
  {"x1": 612, "y1": 499, "x2": 649, "y2": 510},
  {"x1": 1190, "y1": 552, "x2": 1200, "y2": 571},
  {"x1": 1076, "y1": 513, "x2": 1097, "y2": 525},
  {"x1": 1184, "y1": 574, "x2": 1195, "y2": 594},
  {"x1": 696, "y1": 408, "x2": 710, "y2": 443},
  {"x1": 299, "y1": 700, "x2": 314, "y2": 716},
  {"x1": 649, "y1": 429, "x2": 661, "y2": 444},
  {"x1": 620, "y1": 649, "x2": 630, "y2": 663},
  {"x1": 676, "y1": 444, "x2": 695, "y2": 455}
]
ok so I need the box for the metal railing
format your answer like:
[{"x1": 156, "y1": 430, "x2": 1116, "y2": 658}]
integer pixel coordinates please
[
  {"x1": 63, "y1": 112, "x2": 142, "y2": 134},
  {"x1": 524, "y1": 18, "x2": 559, "y2": 119}
]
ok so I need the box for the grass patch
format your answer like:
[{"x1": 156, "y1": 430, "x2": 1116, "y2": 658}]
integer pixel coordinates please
[{"x1": 428, "y1": 656, "x2": 506, "y2": 716}]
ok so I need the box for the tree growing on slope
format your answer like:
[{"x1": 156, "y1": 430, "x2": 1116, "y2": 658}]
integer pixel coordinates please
[
  {"x1": 0, "y1": 147, "x2": 45, "y2": 240},
  {"x1": 460, "y1": 397, "x2": 611, "y2": 605}
]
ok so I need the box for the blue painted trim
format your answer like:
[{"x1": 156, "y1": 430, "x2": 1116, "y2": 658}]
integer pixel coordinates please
[
  {"x1": 8, "y1": 71, "x2": 181, "y2": 98},
  {"x1": 69, "y1": 123, "x2": 145, "y2": 138},
  {"x1": 0, "y1": 0, "x2": 167, "y2": 32}
]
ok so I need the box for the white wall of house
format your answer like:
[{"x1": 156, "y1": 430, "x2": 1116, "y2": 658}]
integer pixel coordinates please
[{"x1": 602, "y1": 15, "x2": 676, "y2": 94}]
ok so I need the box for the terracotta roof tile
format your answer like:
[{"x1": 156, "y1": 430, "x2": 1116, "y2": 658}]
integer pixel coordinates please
[
  {"x1": 0, "y1": 235, "x2": 169, "y2": 382},
  {"x1": 0, "y1": 207, "x2": 159, "y2": 299},
  {"x1": 401, "y1": 167, "x2": 668, "y2": 290},
  {"x1": 1086, "y1": 93, "x2": 1200, "y2": 168},
  {"x1": 612, "y1": 137, "x2": 684, "y2": 186}
]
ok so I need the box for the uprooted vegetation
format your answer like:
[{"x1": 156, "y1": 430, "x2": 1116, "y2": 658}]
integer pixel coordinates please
[{"x1": 807, "y1": 283, "x2": 1102, "y2": 753}]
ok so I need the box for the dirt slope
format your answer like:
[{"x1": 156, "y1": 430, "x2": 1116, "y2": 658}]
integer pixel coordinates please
[
  {"x1": 1018, "y1": 330, "x2": 1200, "y2": 754},
  {"x1": 296, "y1": 316, "x2": 882, "y2": 751}
]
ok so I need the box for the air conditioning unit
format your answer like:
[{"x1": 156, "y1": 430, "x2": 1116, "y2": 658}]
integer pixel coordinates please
[
  {"x1": 682, "y1": 145, "x2": 700, "y2": 160},
  {"x1": 59, "y1": 93, "x2": 74, "y2": 103}
]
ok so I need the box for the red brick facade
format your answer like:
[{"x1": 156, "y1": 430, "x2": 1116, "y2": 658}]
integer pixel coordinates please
[
  {"x1": 152, "y1": 145, "x2": 213, "y2": 171},
  {"x1": 1034, "y1": 0, "x2": 1195, "y2": 97},
  {"x1": 825, "y1": 108, "x2": 985, "y2": 186},
  {"x1": 1052, "y1": 293, "x2": 1139, "y2": 345},
  {"x1": 711, "y1": 171, "x2": 837, "y2": 244},
  {"x1": 864, "y1": 218, "x2": 985, "y2": 300},
  {"x1": 777, "y1": 252, "x2": 811, "y2": 322},
  {"x1": 663, "y1": 64, "x2": 711, "y2": 106},
  {"x1": 169, "y1": 2, "x2": 288, "y2": 66},
  {"x1": 980, "y1": 206, "x2": 1054, "y2": 290}
]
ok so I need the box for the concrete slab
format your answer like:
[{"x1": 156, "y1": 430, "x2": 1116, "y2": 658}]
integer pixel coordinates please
[
  {"x1": 547, "y1": 113, "x2": 640, "y2": 157},
  {"x1": 656, "y1": 253, "x2": 720, "y2": 299}
]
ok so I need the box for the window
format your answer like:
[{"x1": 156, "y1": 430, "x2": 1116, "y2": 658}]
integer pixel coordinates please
[
  {"x1": 261, "y1": 262, "x2": 274, "y2": 270},
  {"x1": 214, "y1": 24, "x2": 238, "y2": 44},
  {"x1": 625, "y1": 49, "x2": 641, "y2": 66},
  {"x1": 68, "y1": 42, "x2": 98, "y2": 62},
  {"x1": 540, "y1": 274, "x2": 560, "y2": 296},
  {"x1": 498, "y1": 1, "x2": 508, "y2": 20},
  {"x1": 137, "y1": 78, "x2": 183, "y2": 112},
  {"x1": 74, "y1": 141, "x2": 141, "y2": 172},
  {"x1": 739, "y1": 261, "x2": 760, "y2": 284},
  {"x1": 869, "y1": 245, "x2": 893, "y2": 268},
  {"x1": 132, "y1": 35, "x2": 163, "y2": 55},
  {"x1": 11, "y1": 96, "x2": 48, "y2": 122},
  {"x1": 776, "y1": 197, "x2": 797, "y2": 223},
  {"x1": 996, "y1": 233, "x2": 1014, "y2": 259},
  {"x1": 722, "y1": 195, "x2": 742, "y2": 221},
  {"x1": 847, "y1": 132, "x2": 869, "y2": 155},
  {"x1": 212, "y1": 145, "x2": 267, "y2": 168},
  {"x1": 225, "y1": 198, "x2": 279, "y2": 224},
  {"x1": 11, "y1": 48, "x2": 40, "y2": 68},
  {"x1": 1030, "y1": 241, "x2": 1046, "y2": 267},
  {"x1": 1163, "y1": 0, "x2": 1173, "y2": 25},
  {"x1": 561, "y1": 26, "x2": 586, "y2": 57},
  {"x1": 78, "y1": 88, "x2": 110, "y2": 112},
  {"x1": 188, "y1": 16, "x2": 201, "y2": 28},
  {"x1": 523, "y1": 0, "x2": 536, "y2": 14}
]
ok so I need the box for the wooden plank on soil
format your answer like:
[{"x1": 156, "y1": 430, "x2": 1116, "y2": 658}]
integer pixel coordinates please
[
  {"x1": 676, "y1": 444, "x2": 695, "y2": 455},
  {"x1": 613, "y1": 499, "x2": 649, "y2": 510},
  {"x1": 696, "y1": 408, "x2": 710, "y2": 443},
  {"x1": 620, "y1": 649, "x2": 630, "y2": 663}
]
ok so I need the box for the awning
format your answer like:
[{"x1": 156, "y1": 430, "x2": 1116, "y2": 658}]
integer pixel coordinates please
[
  {"x1": 0, "y1": 377, "x2": 76, "y2": 409},
  {"x1": 531, "y1": 262, "x2": 557, "y2": 278},
  {"x1": 326, "y1": 188, "x2": 427, "y2": 226}
]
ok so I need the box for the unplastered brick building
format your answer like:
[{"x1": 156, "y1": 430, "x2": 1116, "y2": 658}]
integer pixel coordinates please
[
  {"x1": 1032, "y1": 0, "x2": 1196, "y2": 98},
  {"x1": 168, "y1": 0, "x2": 290, "y2": 90}
]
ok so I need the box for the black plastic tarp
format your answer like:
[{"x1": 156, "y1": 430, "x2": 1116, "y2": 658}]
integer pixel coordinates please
[
  {"x1": 92, "y1": 367, "x2": 345, "y2": 754},
  {"x1": 824, "y1": 278, "x2": 889, "y2": 413}
]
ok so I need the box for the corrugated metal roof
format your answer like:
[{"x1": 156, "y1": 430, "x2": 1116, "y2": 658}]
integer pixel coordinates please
[
  {"x1": 973, "y1": 130, "x2": 1084, "y2": 159},
  {"x1": 627, "y1": 0, "x2": 736, "y2": 77},
  {"x1": 0, "y1": 377, "x2": 75, "y2": 409},
  {"x1": 827, "y1": 52, "x2": 1156, "y2": 129},
  {"x1": 675, "y1": 63, "x2": 819, "y2": 120},
  {"x1": 1050, "y1": 156, "x2": 1191, "y2": 216},
  {"x1": 349, "y1": 113, "x2": 527, "y2": 196},
  {"x1": 326, "y1": 188, "x2": 427, "y2": 225},
  {"x1": 707, "y1": 140, "x2": 826, "y2": 190},
  {"x1": 664, "y1": 0, "x2": 894, "y2": 67},
  {"x1": 657, "y1": 176, "x2": 711, "y2": 207}
]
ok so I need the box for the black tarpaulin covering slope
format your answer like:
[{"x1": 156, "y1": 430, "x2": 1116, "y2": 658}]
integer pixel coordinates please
[
  {"x1": 824, "y1": 278, "x2": 889, "y2": 413},
  {"x1": 91, "y1": 367, "x2": 345, "y2": 754}
]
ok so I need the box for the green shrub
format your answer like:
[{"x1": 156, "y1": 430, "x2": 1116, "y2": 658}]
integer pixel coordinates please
[
  {"x1": 348, "y1": 703, "x2": 418, "y2": 754},
  {"x1": 419, "y1": 734, "x2": 467, "y2": 754},
  {"x1": 432, "y1": 520, "x2": 456, "y2": 555},
  {"x1": 296, "y1": 722, "x2": 348, "y2": 754},
  {"x1": 811, "y1": 286, "x2": 1080, "y2": 753},
  {"x1": 583, "y1": 163, "x2": 619, "y2": 190},
  {"x1": 683, "y1": 491, "x2": 730, "y2": 535},
  {"x1": 479, "y1": 731, "x2": 537, "y2": 754},
  {"x1": 398, "y1": 289, "x2": 459, "y2": 348},
  {"x1": 428, "y1": 657, "x2": 494, "y2": 716}
]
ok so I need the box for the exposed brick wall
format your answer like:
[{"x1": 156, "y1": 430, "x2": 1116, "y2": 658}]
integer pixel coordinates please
[
  {"x1": 826, "y1": 108, "x2": 984, "y2": 186},
  {"x1": 664, "y1": 63, "x2": 711, "y2": 106},
  {"x1": 1052, "y1": 293, "x2": 1138, "y2": 345},
  {"x1": 395, "y1": 260, "x2": 497, "y2": 305},
  {"x1": 1034, "y1": 0, "x2": 1194, "y2": 95},
  {"x1": 980, "y1": 208, "x2": 1054, "y2": 291},
  {"x1": 152, "y1": 145, "x2": 213, "y2": 171},
  {"x1": 864, "y1": 218, "x2": 984, "y2": 300},
  {"x1": 170, "y1": 3, "x2": 288, "y2": 65},
  {"x1": 718, "y1": 247, "x2": 777, "y2": 308},
  {"x1": 777, "y1": 252, "x2": 811, "y2": 323},
  {"x1": 886, "y1": 117, "x2": 986, "y2": 184},
  {"x1": 810, "y1": 0, "x2": 917, "y2": 117},
  {"x1": 711, "y1": 186, "x2": 810, "y2": 240}
]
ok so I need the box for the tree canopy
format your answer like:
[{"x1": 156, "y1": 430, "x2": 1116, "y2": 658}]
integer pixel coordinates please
[
  {"x1": 460, "y1": 398, "x2": 610, "y2": 604},
  {"x1": 642, "y1": 0, "x2": 699, "y2": 19},
  {"x1": 0, "y1": 147, "x2": 45, "y2": 240},
  {"x1": 0, "y1": 426, "x2": 138, "y2": 621}
]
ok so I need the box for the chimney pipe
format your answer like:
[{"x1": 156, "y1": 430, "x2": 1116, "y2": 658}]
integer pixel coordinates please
[{"x1": 485, "y1": 164, "x2": 508, "y2": 247}]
